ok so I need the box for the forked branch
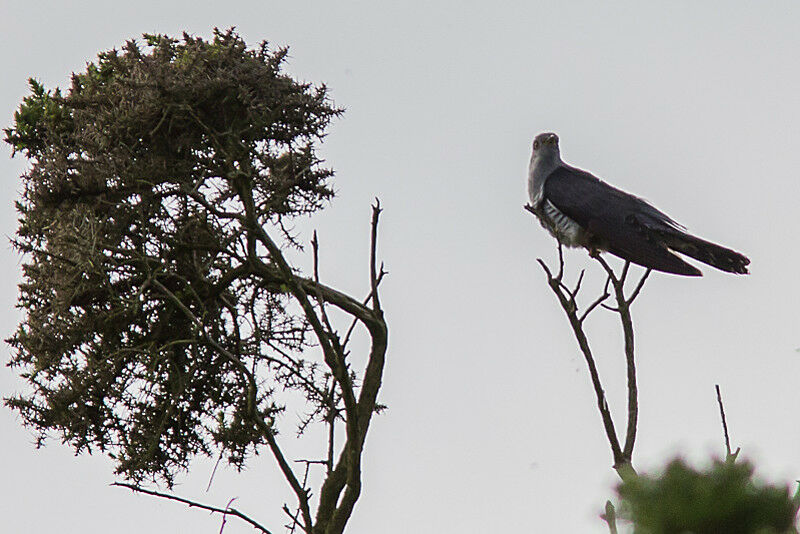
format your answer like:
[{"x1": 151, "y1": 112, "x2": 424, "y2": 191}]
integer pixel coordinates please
[
  {"x1": 148, "y1": 198, "x2": 388, "y2": 534},
  {"x1": 536, "y1": 240, "x2": 650, "y2": 479}
]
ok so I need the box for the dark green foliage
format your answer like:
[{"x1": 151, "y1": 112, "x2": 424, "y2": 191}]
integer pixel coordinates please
[
  {"x1": 4, "y1": 79, "x2": 72, "y2": 157},
  {"x1": 617, "y1": 458, "x2": 797, "y2": 534},
  {"x1": 4, "y1": 29, "x2": 342, "y2": 486}
]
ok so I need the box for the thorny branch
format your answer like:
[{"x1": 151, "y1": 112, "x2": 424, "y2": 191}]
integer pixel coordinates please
[
  {"x1": 533, "y1": 231, "x2": 650, "y2": 479},
  {"x1": 274, "y1": 207, "x2": 387, "y2": 534},
  {"x1": 153, "y1": 276, "x2": 314, "y2": 531},
  {"x1": 152, "y1": 199, "x2": 388, "y2": 534},
  {"x1": 369, "y1": 199, "x2": 384, "y2": 313},
  {"x1": 7, "y1": 32, "x2": 387, "y2": 534},
  {"x1": 287, "y1": 460, "x2": 328, "y2": 533},
  {"x1": 314, "y1": 202, "x2": 388, "y2": 534},
  {"x1": 112, "y1": 482, "x2": 273, "y2": 534}
]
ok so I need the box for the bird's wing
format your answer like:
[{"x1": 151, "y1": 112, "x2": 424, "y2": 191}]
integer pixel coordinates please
[{"x1": 543, "y1": 165, "x2": 702, "y2": 276}]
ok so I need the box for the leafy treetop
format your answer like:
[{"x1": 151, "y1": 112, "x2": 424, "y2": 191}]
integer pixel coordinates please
[
  {"x1": 4, "y1": 28, "x2": 343, "y2": 485},
  {"x1": 617, "y1": 458, "x2": 797, "y2": 534}
]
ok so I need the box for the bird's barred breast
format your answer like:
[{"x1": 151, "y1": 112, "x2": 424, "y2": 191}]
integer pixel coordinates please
[{"x1": 543, "y1": 200, "x2": 586, "y2": 247}]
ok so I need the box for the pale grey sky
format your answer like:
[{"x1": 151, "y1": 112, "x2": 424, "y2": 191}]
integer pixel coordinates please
[{"x1": 2, "y1": 2, "x2": 800, "y2": 533}]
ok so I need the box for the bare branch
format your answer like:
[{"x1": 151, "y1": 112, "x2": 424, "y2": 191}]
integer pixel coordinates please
[
  {"x1": 573, "y1": 269, "x2": 586, "y2": 296},
  {"x1": 536, "y1": 257, "x2": 554, "y2": 279},
  {"x1": 601, "y1": 500, "x2": 619, "y2": 534},
  {"x1": 284, "y1": 505, "x2": 303, "y2": 534},
  {"x1": 536, "y1": 247, "x2": 651, "y2": 477},
  {"x1": 310, "y1": 230, "x2": 337, "y2": 342},
  {"x1": 112, "y1": 483, "x2": 273, "y2": 534},
  {"x1": 600, "y1": 302, "x2": 620, "y2": 312},
  {"x1": 580, "y1": 284, "x2": 611, "y2": 323},
  {"x1": 627, "y1": 269, "x2": 652, "y2": 305},
  {"x1": 287, "y1": 460, "x2": 326, "y2": 533},
  {"x1": 218, "y1": 497, "x2": 237, "y2": 534},
  {"x1": 314, "y1": 205, "x2": 389, "y2": 534},
  {"x1": 594, "y1": 254, "x2": 619, "y2": 284},
  {"x1": 593, "y1": 257, "x2": 640, "y2": 461},
  {"x1": 342, "y1": 269, "x2": 386, "y2": 351},
  {"x1": 369, "y1": 199, "x2": 383, "y2": 312},
  {"x1": 715, "y1": 384, "x2": 740, "y2": 463},
  {"x1": 206, "y1": 450, "x2": 225, "y2": 492},
  {"x1": 252, "y1": 417, "x2": 313, "y2": 533},
  {"x1": 327, "y1": 381, "x2": 337, "y2": 474},
  {"x1": 536, "y1": 258, "x2": 624, "y2": 466}
]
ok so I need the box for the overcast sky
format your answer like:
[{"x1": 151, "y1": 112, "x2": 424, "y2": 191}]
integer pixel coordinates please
[{"x1": 2, "y1": 2, "x2": 800, "y2": 533}]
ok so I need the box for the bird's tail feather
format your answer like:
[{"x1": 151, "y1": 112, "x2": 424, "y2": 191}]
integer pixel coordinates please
[
  {"x1": 607, "y1": 243, "x2": 702, "y2": 276},
  {"x1": 660, "y1": 231, "x2": 750, "y2": 274}
]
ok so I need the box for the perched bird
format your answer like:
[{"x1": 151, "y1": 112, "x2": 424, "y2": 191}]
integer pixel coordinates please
[{"x1": 527, "y1": 132, "x2": 749, "y2": 276}]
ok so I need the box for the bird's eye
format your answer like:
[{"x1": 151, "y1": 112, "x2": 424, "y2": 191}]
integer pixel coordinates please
[{"x1": 533, "y1": 140, "x2": 539, "y2": 150}]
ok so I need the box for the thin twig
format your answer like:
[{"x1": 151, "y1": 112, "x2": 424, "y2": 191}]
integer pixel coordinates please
[
  {"x1": 580, "y1": 285, "x2": 611, "y2": 323},
  {"x1": 627, "y1": 269, "x2": 652, "y2": 305},
  {"x1": 219, "y1": 497, "x2": 237, "y2": 534},
  {"x1": 620, "y1": 259, "x2": 630, "y2": 283},
  {"x1": 327, "y1": 381, "x2": 336, "y2": 474},
  {"x1": 283, "y1": 505, "x2": 303, "y2": 532},
  {"x1": 601, "y1": 501, "x2": 619, "y2": 534},
  {"x1": 112, "y1": 483, "x2": 272, "y2": 534},
  {"x1": 573, "y1": 269, "x2": 586, "y2": 296},
  {"x1": 287, "y1": 460, "x2": 325, "y2": 533},
  {"x1": 715, "y1": 384, "x2": 739, "y2": 463},
  {"x1": 342, "y1": 270, "x2": 386, "y2": 350},
  {"x1": 715, "y1": 384, "x2": 732, "y2": 457},
  {"x1": 206, "y1": 449, "x2": 225, "y2": 492},
  {"x1": 311, "y1": 230, "x2": 337, "y2": 342},
  {"x1": 369, "y1": 199, "x2": 383, "y2": 312}
]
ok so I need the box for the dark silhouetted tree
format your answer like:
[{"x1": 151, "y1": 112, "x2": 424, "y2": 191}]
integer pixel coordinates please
[{"x1": 5, "y1": 29, "x2": 388, "y2": 534}]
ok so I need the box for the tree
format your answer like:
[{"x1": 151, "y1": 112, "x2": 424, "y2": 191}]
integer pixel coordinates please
[
  {"x1": 616, "y1": 458, "x2": 797, "y2": 534},
  {"x1": 4, "y1": 29, "x2": 388, "y2": 534}
]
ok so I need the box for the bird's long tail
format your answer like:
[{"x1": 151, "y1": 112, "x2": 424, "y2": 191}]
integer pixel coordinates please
[{"x1": 659, "y1": 231, "x2": 750, "y2": 274}]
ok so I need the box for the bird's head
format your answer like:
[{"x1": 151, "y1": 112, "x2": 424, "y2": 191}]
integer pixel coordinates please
[{"x1": 532, "y1": 132, "x2": 560, "y2": 160}]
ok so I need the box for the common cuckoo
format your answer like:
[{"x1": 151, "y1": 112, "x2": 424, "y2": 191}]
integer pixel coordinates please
[{"x1": 527, "y1": 132, "x2": 749, "y2": 276}]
